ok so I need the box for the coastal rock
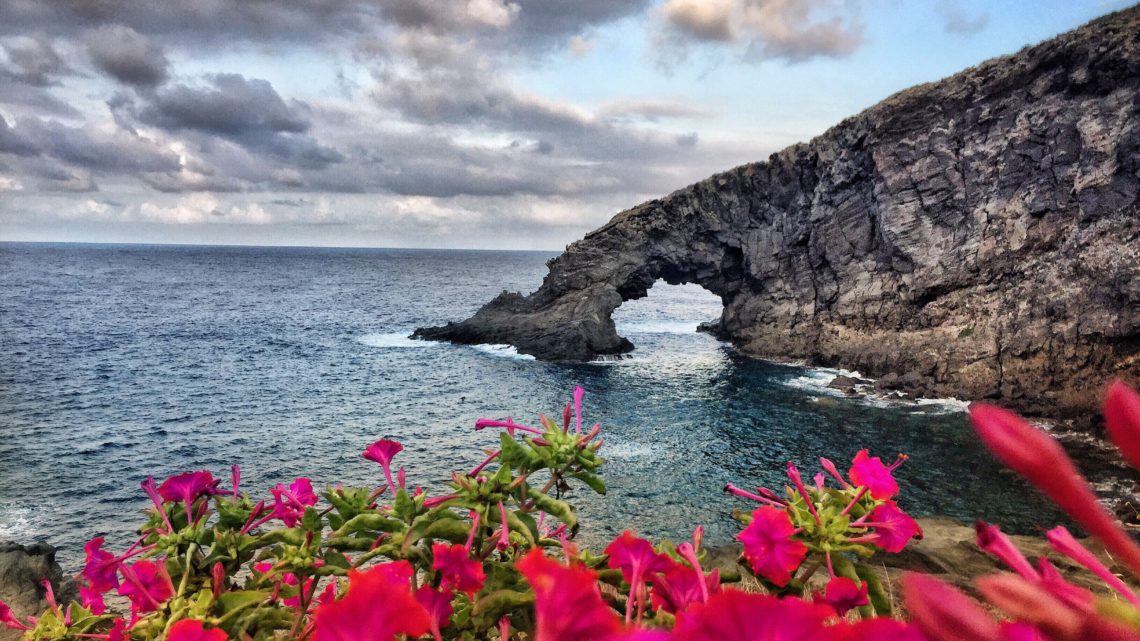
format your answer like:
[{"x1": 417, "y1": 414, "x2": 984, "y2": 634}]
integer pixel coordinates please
[
  {"x1": 0, "y1": 542, "x2": 74, "y2": 641},
  {"x1": 415, "y1": 7, "x2": 1140, "y2": 423}
]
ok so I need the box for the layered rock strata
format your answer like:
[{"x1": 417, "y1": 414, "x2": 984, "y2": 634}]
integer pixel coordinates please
[{"x1": 416, "y1": 7, "x2": 1140, "y2": 423}]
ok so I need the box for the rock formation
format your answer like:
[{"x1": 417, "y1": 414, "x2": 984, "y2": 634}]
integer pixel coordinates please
[
  {"x1": 0, "y1": 542, "x2": 75, "y2": 641},
  {"x1": 416, "y1": 7, "x2": 1140, "y2": 423}
]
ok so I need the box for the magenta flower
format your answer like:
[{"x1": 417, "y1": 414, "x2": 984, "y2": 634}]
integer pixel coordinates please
[
  {"x1": 969, "y1": 403, "x2": 1140, "y2": 576},
  {"x1": 474, "y1": 418, "x2": 543, "y2": 436},
  {"x1": 975, "y1": 521, "x2": 1038, "y2": 580},
  {"x1": 432, "y1": 542, "x2": 485, "y2": 596},
  {"x1": 785, "y1": 462, "x2": 821, "y2": 524},
  {"x1": 820, "y1": 457, "x2": 851, "y2": 489},
  {"x1": 858, "y1": 502, "x2": 922, "y2": 553},
  {"x1": 605, "y1": 531, "x2": 674, "y2": 623},
  {"x1": 848, "y1": 450, "x2": 901, "y2": 500},
  {"x1": 573, "y1": 385, "x2": 585, "y2": 433},
  {"x1": 363, "y1": 439, "x2": 403, "y2": 493},
  {"x1": 814, "y1": 576, "x2": 869, "y2": 616},
  {"x1": 1106, "y1": 380, "x2": 1140, "y2": 472},
  {"x1": 415, "y1": 586, "x2": 453, "y2": 641},
  {"x1": 903, "y1": 572, "x2": 1002, "y2": 641},
  {"x1": 672, "y1": 589, "x2": 830, "y2": 641},
  {"x1": 117, "y1": 558, "x2": 174, "y2": 614},
  {"x1": 736, "y1": 506, "x2": 808, "y2": 587},
  {"x1": 270, "y1": 477, "x2": 319, "y2": 527},
  {"x1": 157, "y1": 471, "x2": 219, "y2": 524},
  {"x1": 831, "y1": 618, "x2": 927, "y2": 641},
  {"x1": 82, "y1": 536, "x2": 120, "y2": 592},
  {"x1": 1045, "y1": 525, "x2": 1140, "y2": 607},
  {"x1": 79, "y1": 584, "x2": 106, "y2": 615},
  {"x1": 0, "y1": 600, "x2": 31, "y2": 630},
  {"x1": 167, "y1": 619, "x2": 227, "y2": 641},
  {"x1": 496, "y1": 501, "x2": 510, "y2": 551},
  {"x1": 650, "y1": 564, "x2": 720, "y2": 615},
  {"x1": 1034, "y1": 556, "x2": 1095, "y2": 611},
  {"x1": 517, "y1": 549, "x2": 621, "y2": 641},
  {"x1": 313, "y1": 561, "x2": 429, "y2": 641}
]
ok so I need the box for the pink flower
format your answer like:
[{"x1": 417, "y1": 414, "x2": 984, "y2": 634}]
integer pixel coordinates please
[
  {"x1": 474, "y1": 418, "x2": 543, "y2": 436},
  {"x1": 167, "y1": 619, "x2": 227, "y2": 641},
  {"x1": 517, "y1": 549, "x2": 622, "y2": 641},
  {"x1": 313, "y1": 561, "x2": 429, "y2": 641},
  {"x1": 831, "y1": 618, "x2": 928, "y2": 641},
  {"x1": 604, "y1": 531, "x2": 674, "y2": 623},
  {"x1": 117, "y1": 558, "x2": 174, "y2": 614},
  {"x1": 1045, "y1": 525, "x2": 1140, "y2": 607},
  {"x1": 83, "y1": 536, "x2": 120, "y2": 592},
  {"x1": 79, "y1": 584, "x2": 106, "y2": 615},
  {"x1": 814, "y1": 576, "x2": 869, "y2": 616},
  {"x1": 432, "y1": 542, "x2": 485, "y2": 596},
  {"x1": 415, "y1": 587, "x2": 453, "y2": 641},
  {"x1": 650, "y1": 565, "x2": 720, "y2": 614},
  {"x1": 999, "y1": 622, "x2": 1048, "y2": 641},
  {"x1": 0, "y1": 600, "x2": 31, "y2": 630},
  {"x1": 362, "y1": 439, "x2": 403, "y2": 494},
  {"x1": 975, "y1": 521, "x2": 1038, "y2": 580},
  {"x1": 903, "y1": 572, "x2": 1002, "y2": 641},
  {"x1": 975, "y1": 574, "x2": 1085, "y2": 641},
  {"x1": 157, "y1": 471, "x2": 219, "y2": 523},
  {"x1": 859, "y1": 502, "x2": 922, "y2": 553},
  {"x1": 573, "y1": 385, "x2": 585, "y2": 434},
  {"x1": 1034, "y1": 557, "x2": 1095, "y2": 611},
  {"x1": 1105, "y1": 380, "x2": 1140, "y2": 472},
  {"x1": 848, "y1": 450, "x2": 901, "y2": 500},
  {"x1": 969, "y1": 403, "x2": 1140, "y2": 576},
  {"x1": 270, "y1": 477, "x2": 319, "y2": 527},
  {"x1": 673, "y1": 589, "x2": 830, "y2": 641},
  {"x1": 736, "y1": 506, "x2": 808, "y2": 587}
]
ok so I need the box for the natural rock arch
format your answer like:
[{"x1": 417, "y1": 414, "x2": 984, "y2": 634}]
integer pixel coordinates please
[{"x1": 415, "y1": 7, "x2": 1140, "y2": 422}]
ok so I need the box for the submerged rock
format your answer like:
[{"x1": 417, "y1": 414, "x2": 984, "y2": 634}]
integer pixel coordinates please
[{"x1": 415, "y1": 7, "x2": 1140, "y2": 424}]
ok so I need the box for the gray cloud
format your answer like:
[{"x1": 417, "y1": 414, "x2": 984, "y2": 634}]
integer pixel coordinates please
[
  {"x1": 0, "y1": 36, "x2": 70, "y2": 86},
  {"x1": 656, "y1": 0, "x2": 865, "y2": 65},
  {"x1": 137, "y1": 74, "x2": 309, "y2": 136},
  {"x1": 85, "y1": 24, "x2": 169, "y2": 86}
]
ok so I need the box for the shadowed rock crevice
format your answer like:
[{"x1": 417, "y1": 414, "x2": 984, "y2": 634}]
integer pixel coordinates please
[{"x1": 415, "y1": 7, "x2": 1140, "y2": 423}]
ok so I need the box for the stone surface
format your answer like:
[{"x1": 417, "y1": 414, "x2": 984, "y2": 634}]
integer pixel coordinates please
[
  {"x1": 0, "y1": 542, "x2": 75, "y2": 641},
  {"x1": 416, "y1": 7, "x2": 1140, "y2": 425}
]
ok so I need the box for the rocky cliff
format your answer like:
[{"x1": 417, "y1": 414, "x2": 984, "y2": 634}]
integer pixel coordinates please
[{"x1": 415, "y1": 7, "x2": 1140, "y2": 423}]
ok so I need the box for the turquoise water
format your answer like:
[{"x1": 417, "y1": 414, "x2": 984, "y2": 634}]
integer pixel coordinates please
[{"x1": 0, "y1": 243, "x2": 1079, "y2": 567}]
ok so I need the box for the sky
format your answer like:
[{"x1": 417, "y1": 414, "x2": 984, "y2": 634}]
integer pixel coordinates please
[{"x1": 0, "y1": 0, "x2": 1131, "y2": 250}]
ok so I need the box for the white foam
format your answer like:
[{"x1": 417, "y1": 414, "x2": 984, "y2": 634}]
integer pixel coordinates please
[
  {"x1": 357, "y1": 332, "x2": 440, "y2": 348},
  {"x1": 616, "y1": 321, "x2": 701, "y2": 335},
  {"x1": 0, "y1": 507, "x2": 37, "y2": 542},
  {"x1": 601, "y1": 442, "x2": 656, "y2": 458},
  {"x1": 784, "y1": 366, "x2": 967, "y2": 414},
  {"x1": 469, "y1": 344, "x2": 537, "y2": 361}
]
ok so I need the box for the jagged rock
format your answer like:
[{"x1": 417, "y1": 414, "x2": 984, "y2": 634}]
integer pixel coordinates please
[
  {"x1": 827, "y1": 375, "x2": 870, "y2": 395},
  {"x1": 415, "y1": 8, "x2": 1140, "y2": 424},
  {"x1": 0, "y1": 542, "x2": 75, "y2": 641}
]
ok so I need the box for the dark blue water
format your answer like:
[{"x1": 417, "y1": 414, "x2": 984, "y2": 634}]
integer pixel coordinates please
[{"x1": 0, "y1": 243, "x2": 1072, "y2": 567}]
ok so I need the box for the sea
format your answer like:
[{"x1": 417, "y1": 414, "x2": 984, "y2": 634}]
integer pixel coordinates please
[{"x1": 0, "y1": 242, "x2": 1120, "y2": 568}]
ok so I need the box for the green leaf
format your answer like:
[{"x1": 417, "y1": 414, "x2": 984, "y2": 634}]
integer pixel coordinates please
[
  {"x1": 336, "y1": 512, "x2": 406, "y2": 536},
  {"x1": 499, "y1": 432, "x2": 540, "y2": 469},
  {"x1": 216, "y1": 590, "x2": 269, "y2": 615},
  {"x1": 570, "y1": 471, "x2": 606, "y2": 495},
  {"x1": 301, "y1": 507, "x2": 322, "y2": 533},
  {"x1": 254, "y1": 528, "x2": 304, "y2": 547},
  {"x1": 472, "y1": 589, "x2": 533, "y2": 616},
  {"x1": 394, "y1": 488, "x2": 416, "y2": 520},
  {"x1": 854, "y1": 562, "x2": 892, "y2": 617},
  {"x1": 422, "y1": 518, "x2": 473, "y2": 544},
  {"x1": 503, "y1": 509, "x2": 536, "y2": 547},
  {"x1": 526, "y1": 488, "x2": 577, "y2": 531}
]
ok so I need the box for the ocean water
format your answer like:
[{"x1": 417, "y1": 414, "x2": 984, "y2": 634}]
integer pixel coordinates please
[{"x1": 0, "y1": 242, "x2": 1092, "y2": 567}]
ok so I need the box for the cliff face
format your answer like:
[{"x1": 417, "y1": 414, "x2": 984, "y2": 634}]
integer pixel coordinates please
[{"x1": 415, "y1": 8, "x2": 1140, "y2": 422}]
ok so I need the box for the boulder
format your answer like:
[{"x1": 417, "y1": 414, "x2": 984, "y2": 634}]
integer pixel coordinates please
[{"x1": 0, "y1": 542, "x2": 75, "y2": 641}]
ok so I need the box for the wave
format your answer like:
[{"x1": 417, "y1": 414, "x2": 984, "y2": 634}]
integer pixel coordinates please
[
  {"x1": 357, "y1": 332, "x2": 440, "y2": 348},
  {"x1": 783, "y1": 366, "x2": 968, "y2": 414},
  {"x1": 0, "y1": 506, "x2": 38, "y2": 542},
  {"x1": 615, "y1": 320, "x2": 701, "y2": 335},
  {"x1": 469, "y1": 344, "x2": 537, "y2": 361}
]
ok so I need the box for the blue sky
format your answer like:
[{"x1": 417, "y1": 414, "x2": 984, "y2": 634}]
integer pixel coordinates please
[{"x1": 0, "y1": 0, "x2": 1129, "y2": 249}]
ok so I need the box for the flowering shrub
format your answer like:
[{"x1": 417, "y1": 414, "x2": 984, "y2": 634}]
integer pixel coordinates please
[
  {"x1": 2, "y1": 381, "x2": 1140, "y2": 641},
  {"x1": 724, "y1": 450, "x2": 922, "y2": 617}
]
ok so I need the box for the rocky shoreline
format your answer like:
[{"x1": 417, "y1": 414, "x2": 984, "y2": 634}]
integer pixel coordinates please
[{"x1": 415, "y1": 7, "x2": 1140, "y2": 428}]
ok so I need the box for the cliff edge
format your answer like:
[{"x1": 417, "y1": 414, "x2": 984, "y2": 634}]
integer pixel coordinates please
[{"x1": 416, "y1": 7, "x2": 1140, "y2": 423}]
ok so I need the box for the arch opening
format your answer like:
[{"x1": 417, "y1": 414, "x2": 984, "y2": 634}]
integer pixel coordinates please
[{"x1": 611, "y1": 280, "x2": 724, "y2": 343}]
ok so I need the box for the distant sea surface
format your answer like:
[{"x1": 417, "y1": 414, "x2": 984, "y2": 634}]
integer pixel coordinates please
[{"x1": 0, "y1": 242, "x2": 1091, "y2": 567}]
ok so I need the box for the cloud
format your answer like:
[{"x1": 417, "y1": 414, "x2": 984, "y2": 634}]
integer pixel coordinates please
[
  {"x1": 85, "y1": 24, "x2": 169, "y2": 86},
  {"x1": 137, "y1": 74, "x2": 309, "y2": 136},
  {"x1": 568, "y1": 35, "x2": 594, "y2": 57},
  {"x1": 0, "y1": 35, "x2": 70, "y2": 86},
  {"x1": 137, "y1": 193, "x2": 272, "y2": 224},
  {"x1": 935, "y1": 2, "x2": 989, "y2": 35},
  {"x1": 655, "y1": 0, "x2": 865, "y2": 65},
  {"x1": 598, "y1": 98, "x2": 712, "y2": 123}
]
